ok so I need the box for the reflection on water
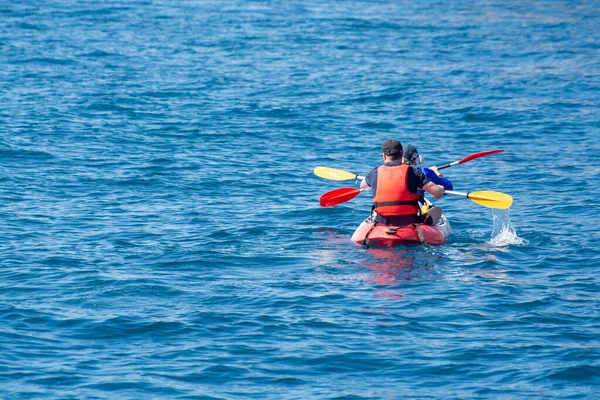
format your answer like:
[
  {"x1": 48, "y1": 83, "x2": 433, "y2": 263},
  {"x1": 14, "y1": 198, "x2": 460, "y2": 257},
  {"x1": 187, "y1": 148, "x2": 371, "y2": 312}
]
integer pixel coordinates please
[
  {"x1": 359, "y1": 248, "x2": 445, "y2": 299},
  {"x1": 313, "y1": 229, "x2": 512, "y2": 301},
  {"x1": 311, "y1": 233, "x2": 444, "y2": 298},
  {"x1": 362, "y1": 248, "x2": 418, "y2": 285}
]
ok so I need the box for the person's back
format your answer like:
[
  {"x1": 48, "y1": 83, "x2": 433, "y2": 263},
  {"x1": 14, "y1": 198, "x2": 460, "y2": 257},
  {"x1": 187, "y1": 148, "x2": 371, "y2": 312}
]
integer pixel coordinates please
[{"x1": 361, "y1": 139, "x2": 445, "y2": 226}]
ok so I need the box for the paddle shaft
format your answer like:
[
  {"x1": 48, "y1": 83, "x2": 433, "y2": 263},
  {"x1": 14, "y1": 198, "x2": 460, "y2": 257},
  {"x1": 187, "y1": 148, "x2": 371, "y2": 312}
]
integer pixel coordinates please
[
  {"x1": 445, "y1": 190, "x2": 500, "y2": 201},
  {"x1": 320, "y1": 187, "x2": 512, "y2": 208},
  {"x1": 437, "y1": 162, "x2": 459, "y2": 170},
  {"x1": 315, "y1": 150, "x2": 503, "y2": 182},
  {"x1": 445, "y1": 190, "x2": 474, "y2": 199}
]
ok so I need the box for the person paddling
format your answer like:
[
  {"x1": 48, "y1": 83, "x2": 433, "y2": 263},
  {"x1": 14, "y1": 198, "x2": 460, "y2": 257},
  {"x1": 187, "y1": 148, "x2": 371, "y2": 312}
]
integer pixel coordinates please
[
  {"x1": 360, "y1": 139, "x2": 445, "y2": 227},
  {"x1": 402, "y1": 144, "x2": 453, "y2": 191},
  {"x1": 400, "y1": 144, "x2": 451, "y2": 224}
]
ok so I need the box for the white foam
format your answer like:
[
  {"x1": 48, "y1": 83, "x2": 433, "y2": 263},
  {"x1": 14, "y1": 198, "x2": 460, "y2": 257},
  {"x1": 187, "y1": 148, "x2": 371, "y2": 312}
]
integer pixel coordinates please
[{"x1": 488, "y1": 209, "x2": 526, "y2": 247}]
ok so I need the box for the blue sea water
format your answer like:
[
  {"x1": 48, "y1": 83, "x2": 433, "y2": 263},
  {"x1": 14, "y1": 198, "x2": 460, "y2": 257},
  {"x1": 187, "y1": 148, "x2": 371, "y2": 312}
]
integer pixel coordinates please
[{"x1": 1, "y1": 0, "x2": 599, "y2": 398}]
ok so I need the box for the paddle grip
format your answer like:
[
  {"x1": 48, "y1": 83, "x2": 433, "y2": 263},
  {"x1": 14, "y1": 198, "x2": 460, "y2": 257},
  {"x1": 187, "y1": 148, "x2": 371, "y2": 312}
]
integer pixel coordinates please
[{"x1": 437, "y1": 162, "x2": 456, "y2": 170}]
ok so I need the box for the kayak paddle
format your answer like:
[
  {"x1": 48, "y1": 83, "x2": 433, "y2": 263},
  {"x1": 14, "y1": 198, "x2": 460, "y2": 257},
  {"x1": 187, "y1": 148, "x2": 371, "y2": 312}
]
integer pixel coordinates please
[
  {"x1": 319, "y1": 187, "x2": 364, "y2": 207},
  {"x1": 314, "y1": 166, "x2": 365, "y2": 181},
  {"x1": 444, "y1": 190, "x2": 513, "y2": 209},
  {"x1": 320, "y1": 188, "x2": 513, "y2": 209},
  {"x1": 437, "y1": 149, "x2": 504, "y2": 170},
  {"x1": 314, "y1": 149, "x2": 504, "y2": 181}
]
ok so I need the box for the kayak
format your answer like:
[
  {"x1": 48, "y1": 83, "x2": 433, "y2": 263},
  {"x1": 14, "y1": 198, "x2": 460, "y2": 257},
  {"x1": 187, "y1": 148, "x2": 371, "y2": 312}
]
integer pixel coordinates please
[{"x1": 351, "y1": 211, "x2": 452, "y2": 247}]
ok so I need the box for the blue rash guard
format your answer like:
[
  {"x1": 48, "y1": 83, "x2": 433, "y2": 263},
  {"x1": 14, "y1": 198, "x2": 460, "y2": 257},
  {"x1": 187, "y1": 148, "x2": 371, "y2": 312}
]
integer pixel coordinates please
[{"x1": 420, "y1": 167, "x2": 453, "y2": 191}]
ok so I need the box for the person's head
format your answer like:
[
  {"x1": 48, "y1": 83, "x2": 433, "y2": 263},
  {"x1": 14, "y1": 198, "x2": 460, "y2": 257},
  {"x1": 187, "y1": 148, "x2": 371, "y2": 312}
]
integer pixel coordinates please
[
  {"x1": 381, "y1": 139, "x2": 403, "y2": 162},
  {"x1": 402, "y1": 144, "x2": 423, "y2": 165}
]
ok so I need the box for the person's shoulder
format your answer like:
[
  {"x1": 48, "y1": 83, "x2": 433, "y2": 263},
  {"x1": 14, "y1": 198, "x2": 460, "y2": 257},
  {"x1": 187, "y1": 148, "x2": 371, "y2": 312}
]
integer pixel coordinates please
[
  {"x1": 410, "y1": 165, "x2": 425, "y2": 175},
  {"x1": 411, "y1": 165, "x2": 431, "y2": 185},
  {"x1": 419, "y1": 167, "x2": 435, "y2": 178},
  {"x1": 365, "y1": 165, "x2": 380, "y2": 184}
]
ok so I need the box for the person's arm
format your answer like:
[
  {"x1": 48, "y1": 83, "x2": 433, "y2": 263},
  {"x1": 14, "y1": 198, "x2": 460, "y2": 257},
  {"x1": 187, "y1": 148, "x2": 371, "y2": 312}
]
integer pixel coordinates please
[
  {"x1": 422, "y1": 181, "x2": 445, "y2": 198},
  {"x1": 361, "y1": 168, "x2": 377, "y2": 190},
  {"x1": 427, "y1": 166, "x2": 453, "y2": 190},
  {"x1": 413, "y1": 166, "x2": 444, "y2": 198},
  {"x1": 422, "y1": 167, "x2": 453, "y2": 190}
]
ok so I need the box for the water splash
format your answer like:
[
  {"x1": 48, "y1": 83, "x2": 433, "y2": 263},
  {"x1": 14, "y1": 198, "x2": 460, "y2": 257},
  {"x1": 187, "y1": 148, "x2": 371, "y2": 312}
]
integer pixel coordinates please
[{"x1": 488, "y1": 209, "x2": 526, "y2": 246}]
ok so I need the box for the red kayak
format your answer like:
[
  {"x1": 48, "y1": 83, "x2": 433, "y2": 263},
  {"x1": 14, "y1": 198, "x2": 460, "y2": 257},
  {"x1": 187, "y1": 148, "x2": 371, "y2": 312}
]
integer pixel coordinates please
[{"x1": 351, "y1": 214, "x2": 452, "y2": 247}]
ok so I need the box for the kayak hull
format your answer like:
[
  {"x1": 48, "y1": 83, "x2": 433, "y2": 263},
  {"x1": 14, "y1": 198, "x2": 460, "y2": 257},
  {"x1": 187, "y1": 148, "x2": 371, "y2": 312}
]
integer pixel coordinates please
[{"x1": 351, "y1": 215, "x2": 452, "y2": 247}]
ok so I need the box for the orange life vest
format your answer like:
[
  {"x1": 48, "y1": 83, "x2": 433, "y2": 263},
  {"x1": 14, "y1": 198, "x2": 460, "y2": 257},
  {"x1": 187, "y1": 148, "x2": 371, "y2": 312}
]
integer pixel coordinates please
[{"x1": 373, "y1": 164, "x2": 420, "y2": 216}]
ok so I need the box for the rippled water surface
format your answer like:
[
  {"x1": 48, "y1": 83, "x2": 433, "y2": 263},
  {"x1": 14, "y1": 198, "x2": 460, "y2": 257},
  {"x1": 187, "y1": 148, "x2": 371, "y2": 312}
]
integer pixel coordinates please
[{"x1": 1, "y1": 0, "x2": 599, "y2": 398}]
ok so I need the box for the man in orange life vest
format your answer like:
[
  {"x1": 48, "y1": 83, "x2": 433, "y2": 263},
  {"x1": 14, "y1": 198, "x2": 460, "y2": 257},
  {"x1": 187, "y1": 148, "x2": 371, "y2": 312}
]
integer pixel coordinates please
[{"x1": 360, "y1": 139, "x2": 445, "y2": 226}]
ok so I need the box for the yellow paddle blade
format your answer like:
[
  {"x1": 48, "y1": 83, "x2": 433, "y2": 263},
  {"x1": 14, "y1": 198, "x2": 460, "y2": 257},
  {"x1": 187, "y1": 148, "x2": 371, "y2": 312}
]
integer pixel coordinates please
[
  {"x1": 468, "y1": 191, "x2": 513, "y2": 209},
  {"x1": 313, "y1": 166, "x2": 358, "y2": 181}
]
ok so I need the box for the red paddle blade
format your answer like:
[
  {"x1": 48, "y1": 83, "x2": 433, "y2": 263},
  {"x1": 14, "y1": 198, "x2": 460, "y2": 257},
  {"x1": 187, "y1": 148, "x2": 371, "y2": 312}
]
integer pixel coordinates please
[
  {"x1": 458, "y1": 149, "x2": 504, "y2": 164},
  {"x1": 319, "y1": 188, "x2": 361, "y2": 207}
]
